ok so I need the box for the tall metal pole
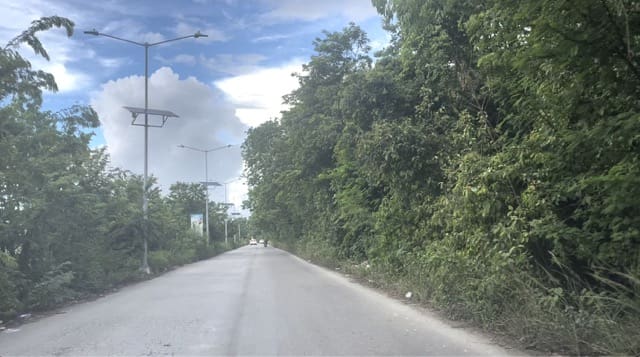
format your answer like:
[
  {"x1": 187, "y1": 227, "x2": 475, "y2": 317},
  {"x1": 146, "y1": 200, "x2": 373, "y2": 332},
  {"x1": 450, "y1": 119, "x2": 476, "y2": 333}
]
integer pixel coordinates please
[
  {"x1": 84, "y1": 29, "x2": 207, "y2": 275},
  {"x1": 142, "y1": 44, "x2": 150, "y2": 274},
  {"x1": 204, "y1": 151, "x2": 209, "y2": 245},
  {"x1": 224, "y1": 220, "x2": 228, "y2": 245},
  {"x1": 224, "y1": 183, "x2": 228, "y2": 244},
  {"x1": 177, "y1": 144, "x2": 232, "y2": 245}
]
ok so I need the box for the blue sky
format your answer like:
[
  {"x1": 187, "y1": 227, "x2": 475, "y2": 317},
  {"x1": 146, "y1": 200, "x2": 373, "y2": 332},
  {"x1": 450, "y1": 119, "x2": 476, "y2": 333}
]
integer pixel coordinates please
[{"x1": 1, "y1": 0, "x2": 387, "y2": 212}]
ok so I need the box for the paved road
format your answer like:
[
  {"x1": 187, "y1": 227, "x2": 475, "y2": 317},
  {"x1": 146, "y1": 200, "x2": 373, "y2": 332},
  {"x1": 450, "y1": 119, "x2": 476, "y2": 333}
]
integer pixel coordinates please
[{"x1": 0, "y1": 246, "x2": 519, "y2": 356}]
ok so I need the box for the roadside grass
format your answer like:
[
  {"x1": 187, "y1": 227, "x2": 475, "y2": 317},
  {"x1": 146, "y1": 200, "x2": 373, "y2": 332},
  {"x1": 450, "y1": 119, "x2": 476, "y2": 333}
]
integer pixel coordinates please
[
  {"x1": 148, "y1": 241, "x2": 235, "y2": 273},
  {"x1": 2, "y1": 241, "x2": 239, "y2": 327},
  {"x1": 499, "y1": 266, "x2": 640, "y2": 355},
  {"x1": 277, "y1": 239, "x2": 640, "y2": 356}
]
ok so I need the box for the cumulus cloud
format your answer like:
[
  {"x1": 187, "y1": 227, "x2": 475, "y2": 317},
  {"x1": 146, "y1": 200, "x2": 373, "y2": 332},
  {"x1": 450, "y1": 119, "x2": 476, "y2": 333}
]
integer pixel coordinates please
[
  {"x1": 91, "y1": 67, "x2": 248, "y2": 207},
  {"x1": 214, "y1": 59, "x2": 303, "y2": 127},
  {"x1": 19, "y1": 31, "x2": 94, "y2": 93},
  {"x1": 41, "y1": 62, "x2": 92, "y2": 93}
]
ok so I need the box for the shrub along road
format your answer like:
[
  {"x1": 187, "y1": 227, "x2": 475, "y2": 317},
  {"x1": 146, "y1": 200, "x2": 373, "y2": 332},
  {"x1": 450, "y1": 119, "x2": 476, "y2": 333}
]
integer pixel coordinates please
[{"x1": 0, "y1": 246, "x2": 519, "y2": 356}]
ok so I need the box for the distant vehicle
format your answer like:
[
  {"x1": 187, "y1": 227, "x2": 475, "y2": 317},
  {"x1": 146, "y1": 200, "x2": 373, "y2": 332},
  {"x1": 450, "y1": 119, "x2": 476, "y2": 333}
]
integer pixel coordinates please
[
  {"x1": 249, "y1": 238, "x2": 257, "y2": 245},
  {"x1": 259, "y1": 239, "x2": 264, "y2": 244}
]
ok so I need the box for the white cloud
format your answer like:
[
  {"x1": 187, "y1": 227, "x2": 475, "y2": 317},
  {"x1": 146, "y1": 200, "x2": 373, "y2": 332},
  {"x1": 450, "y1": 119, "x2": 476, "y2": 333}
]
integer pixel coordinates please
[
  {"x1": 251, "y1": 33, "x2": 291, "y2": 43},
  {"x1": 173, "y1": 54, "x2": 197, "y2": 65},
  {"x1": 40, "y1": 62, "x2": 91, "y2": 93},
  {"x1": 173, "y1": 21, "x2": 228, "y2": 42},
  {"x1": 0, "y1": 0, "x2": 95, "y2": 93},
  {"x1": 98, "y1": 19, "x2": 167, "y2": 44},
  {"x1": 214, "y1": 59, "x2": 303, "y2": 127},
  {"x1": 369, "y1": 28, "x2": 392, "y2": 54},
  {"x1": 18, "y1": 33, "x2": 94, "y2": 93},
  {"x1": 258, "y1": 0, "x2": 378, "y2": 23},
  {"x1": 91, "y1": 67, "x2": 248, "y2": 208},
  {"x1": 200, "y1": 53, "x2": 268, "y2": 76},
  {"x1": 155, "y1": 54, "x2": 197, "y2": 66},
  {"x1": 0, "y1": 2, "x2": 40, "y2": 39},
  {"x1": 97, "y1": 56, "x2": 130, "y2": 69}
]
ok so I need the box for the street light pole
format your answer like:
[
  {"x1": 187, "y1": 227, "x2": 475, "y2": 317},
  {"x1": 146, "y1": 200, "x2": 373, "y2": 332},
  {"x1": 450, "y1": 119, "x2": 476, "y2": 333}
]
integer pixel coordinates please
[
  {"x1": 224, "y1": 185, "x2": 228, "y2": 244},
  {"x1": 204, "y1": 150, "x2": 209, "y2": 244},
  {"x1": 222, "y1": 179, "x2": 238, "y2": 244},
  {"x1": 142, "y1": 45, "x2": 149, "y2": 268},
  {"x1": 231, "y1": 212, "x2": 241, "y2": 243},
  {"x1": 178, "y1": 144, "x2": 232, "y2": 245},
  {"x1": 85, "y1": 29, "x2": 208, "y2": 273}
]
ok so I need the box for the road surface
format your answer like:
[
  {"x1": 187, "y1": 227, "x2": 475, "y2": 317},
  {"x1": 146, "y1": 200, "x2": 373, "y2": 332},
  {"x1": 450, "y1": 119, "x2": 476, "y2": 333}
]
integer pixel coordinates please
[{"x1": 0, "y1": 246, "x2": 520, "y2": 356}]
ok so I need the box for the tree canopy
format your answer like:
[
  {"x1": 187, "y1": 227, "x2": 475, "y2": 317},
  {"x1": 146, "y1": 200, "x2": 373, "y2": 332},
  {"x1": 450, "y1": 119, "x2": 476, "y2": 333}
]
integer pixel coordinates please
[
  {"x1": 0, "y1": 17, "x2": 236, "y2": 319},
  {"x1": 243, "y1": 1, "x2": 640, "y2": 354}
]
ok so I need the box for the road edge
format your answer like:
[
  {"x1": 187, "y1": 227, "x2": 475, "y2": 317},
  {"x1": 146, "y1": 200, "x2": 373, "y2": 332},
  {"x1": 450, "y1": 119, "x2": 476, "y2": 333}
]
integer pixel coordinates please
[{"x1": 278, "y1": 247, "x2": 534, "y2": 356}]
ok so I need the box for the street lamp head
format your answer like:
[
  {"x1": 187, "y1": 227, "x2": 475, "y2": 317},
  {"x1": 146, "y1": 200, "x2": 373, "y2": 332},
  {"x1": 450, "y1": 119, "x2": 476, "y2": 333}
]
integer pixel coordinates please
[
  {"x1": 193, "y1": 31, "x2": 208, "y2": 38},
  {"x1": 177, "y1": 144, "x2": 185, "y2": 148},
  {"x1": 84, "y1": 29, "x2": 100, "y2": 36}
]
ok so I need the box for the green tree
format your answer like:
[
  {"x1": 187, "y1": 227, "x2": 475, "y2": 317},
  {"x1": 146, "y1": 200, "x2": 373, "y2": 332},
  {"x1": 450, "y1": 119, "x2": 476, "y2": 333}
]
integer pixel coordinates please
[
  {"x1": 1, "y1": 16, "x2": 230, "y2": 317},
  {"x1": 167, "y1": 182, "x2": 207, "y2": 226},
  {"x1": 243, "y1": 1, "x2": 640, "y2": 353}
]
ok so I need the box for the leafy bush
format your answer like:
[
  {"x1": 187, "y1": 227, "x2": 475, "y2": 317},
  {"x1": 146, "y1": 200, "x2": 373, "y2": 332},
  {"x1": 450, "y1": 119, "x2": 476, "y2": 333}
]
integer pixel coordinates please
[
  {"x1": 149, "y1": 250, "x2": 172, "y2": 272},
  {"x1": 0, "y1": 252, "x2": 22, "y2": 318},
  {"x1": 26, "y1": 262, "x2": 76, "y2": 310},
  {"x1": 296, "y1": 238, "x2": 341, "y2": 268},
  {"x1": 0, "y1": 271, "x2": 21, "y2": 319}
]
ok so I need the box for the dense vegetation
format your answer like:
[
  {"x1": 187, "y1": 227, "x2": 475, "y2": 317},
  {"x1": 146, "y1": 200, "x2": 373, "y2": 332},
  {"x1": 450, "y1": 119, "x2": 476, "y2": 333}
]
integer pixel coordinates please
[
  {"x1": 0, "y1": 17, "x2": 241, "y2": 320},
  {"x1": 243, "y1": 0, "x2": 640, "y2": 354}
]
